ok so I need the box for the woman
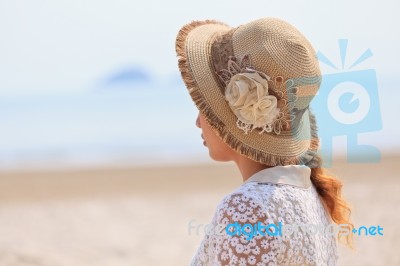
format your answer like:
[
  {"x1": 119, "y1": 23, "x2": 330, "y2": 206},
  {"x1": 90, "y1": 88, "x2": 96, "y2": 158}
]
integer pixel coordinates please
[{"x1": 176, "y1": 17, "x2": 352, "y2": 266}]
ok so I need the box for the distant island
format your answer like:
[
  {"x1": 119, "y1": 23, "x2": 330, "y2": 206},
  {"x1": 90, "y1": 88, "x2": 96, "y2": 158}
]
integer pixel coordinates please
[{"x1": 101, "y1": 67, "x2": 153, "y2": 89}]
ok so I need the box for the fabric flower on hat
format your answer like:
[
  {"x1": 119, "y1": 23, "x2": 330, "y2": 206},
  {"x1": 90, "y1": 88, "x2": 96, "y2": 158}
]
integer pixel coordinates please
[{"x1": 225, "y1": 72, "x2": 279, "y2": 134}]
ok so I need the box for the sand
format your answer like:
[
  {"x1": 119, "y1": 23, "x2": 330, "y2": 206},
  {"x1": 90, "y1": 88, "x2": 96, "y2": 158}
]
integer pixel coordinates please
[{"x1": 0, "y1": 155, "x2": 399, "y2": 266}]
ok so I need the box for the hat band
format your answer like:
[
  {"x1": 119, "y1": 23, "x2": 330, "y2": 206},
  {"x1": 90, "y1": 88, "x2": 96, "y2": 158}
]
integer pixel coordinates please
[
  {"x1": 209, "y1": 29, "x2": 305, "y2": 135},
  {"x1": 210, "y1": 28, "x2": 236, "y2": 90}
]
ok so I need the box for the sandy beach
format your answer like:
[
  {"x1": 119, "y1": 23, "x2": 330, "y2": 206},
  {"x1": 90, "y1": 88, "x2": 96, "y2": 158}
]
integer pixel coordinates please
[{"x1": 0, "y1": 154, "x2": 399, "y2": 266}]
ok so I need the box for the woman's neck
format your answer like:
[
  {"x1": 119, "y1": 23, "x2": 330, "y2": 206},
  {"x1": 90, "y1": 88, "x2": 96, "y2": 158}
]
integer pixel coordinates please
[{"x1": 233, "y1": 154, "x2": 272, "y2": 182}]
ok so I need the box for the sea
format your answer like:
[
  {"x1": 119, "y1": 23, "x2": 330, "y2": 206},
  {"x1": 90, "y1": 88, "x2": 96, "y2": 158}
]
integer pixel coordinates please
[{"x1": 0, "y1": 78, "x2": 398, "y2": 171}]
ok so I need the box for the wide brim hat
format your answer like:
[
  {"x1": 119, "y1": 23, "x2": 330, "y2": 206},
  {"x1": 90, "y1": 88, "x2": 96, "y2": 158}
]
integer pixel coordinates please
[{"x1": 175, "y1": 18, "x2": 321, "y2": 166}]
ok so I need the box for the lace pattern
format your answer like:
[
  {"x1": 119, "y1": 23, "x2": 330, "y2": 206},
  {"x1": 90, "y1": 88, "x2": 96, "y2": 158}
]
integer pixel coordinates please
[
  {"x1": 190, "y1": 182, "x2": 338, "y2": 266},
  {"x1": 270, "y1": 77, "x2": 297, "y2": 134}
]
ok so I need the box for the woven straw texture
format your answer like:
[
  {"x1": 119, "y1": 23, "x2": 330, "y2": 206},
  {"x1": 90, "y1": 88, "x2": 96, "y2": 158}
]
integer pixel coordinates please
[{"x1": 176, "y1": 18, "x2": 321, "y2": 166}]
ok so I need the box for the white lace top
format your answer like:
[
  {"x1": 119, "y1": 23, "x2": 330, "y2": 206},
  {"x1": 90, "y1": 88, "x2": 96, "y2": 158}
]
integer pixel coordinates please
[{"x1": 190, "y1": 165, "x2": 338, "y2": 266}]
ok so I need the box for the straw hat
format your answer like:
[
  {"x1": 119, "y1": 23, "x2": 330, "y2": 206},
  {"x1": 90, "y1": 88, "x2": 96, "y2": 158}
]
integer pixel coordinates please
[{"x1": 175, "y1": 17, "x2": 321, "y2": 166}]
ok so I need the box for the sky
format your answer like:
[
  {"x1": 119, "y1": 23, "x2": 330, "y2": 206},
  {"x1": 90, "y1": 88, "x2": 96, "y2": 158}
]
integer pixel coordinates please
[
  {"x1": 0, "y1": 0, "x2": 399, "y2": 95},
  {"x1": 0, "y1": 0, "x2": 399, "y2": 169}
]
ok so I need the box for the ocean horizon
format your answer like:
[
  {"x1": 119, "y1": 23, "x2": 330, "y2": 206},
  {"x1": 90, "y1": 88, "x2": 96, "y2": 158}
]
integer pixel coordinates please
[{"x1": 0, "y1": 77, "x2": 398, "y2": 171}]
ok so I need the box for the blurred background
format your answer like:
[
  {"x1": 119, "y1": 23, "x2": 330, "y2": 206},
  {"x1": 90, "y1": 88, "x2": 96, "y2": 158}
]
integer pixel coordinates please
[{"x1": 0, "y1": 0, "x2": 399, "y2": 265}]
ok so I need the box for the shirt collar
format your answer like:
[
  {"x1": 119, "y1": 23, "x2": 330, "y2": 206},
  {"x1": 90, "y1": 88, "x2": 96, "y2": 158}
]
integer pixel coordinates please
[{"x1": 243, "y1": 165, "x2": 312, "y2": 189}]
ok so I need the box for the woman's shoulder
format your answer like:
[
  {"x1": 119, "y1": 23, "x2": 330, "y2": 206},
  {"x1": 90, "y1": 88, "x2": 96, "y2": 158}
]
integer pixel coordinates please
[
  {"x1": 213, "y1": 182, "x2": 315, "y2": 225},
  {"x1": 213, "y1": 184, "x2": 269, "y2": 226},
  {"x1": 217, "y1": 182, "x2": 282, "y2": 209}
]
